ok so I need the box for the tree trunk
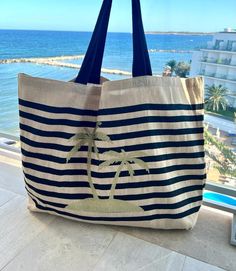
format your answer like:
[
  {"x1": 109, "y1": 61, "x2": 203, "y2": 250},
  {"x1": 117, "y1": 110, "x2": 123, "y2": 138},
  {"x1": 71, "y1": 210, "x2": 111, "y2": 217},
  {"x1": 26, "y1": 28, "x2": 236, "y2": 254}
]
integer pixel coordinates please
[
  {"x1": 109, "y1": 162, "x2": 124, "y2": 200},
  {"x1": 87, "y1": 143, "x2": 99, "y2": 199}
]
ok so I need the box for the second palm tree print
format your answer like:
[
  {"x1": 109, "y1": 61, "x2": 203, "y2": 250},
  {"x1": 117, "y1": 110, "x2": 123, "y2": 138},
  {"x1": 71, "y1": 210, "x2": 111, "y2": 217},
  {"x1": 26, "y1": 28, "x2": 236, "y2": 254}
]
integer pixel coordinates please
[
  {"x1": 99, "y1": 149, "x2": 150, "y2": 199},
  {"x1": 66, "y1": 122, "x2": 149, "y2": 213}
]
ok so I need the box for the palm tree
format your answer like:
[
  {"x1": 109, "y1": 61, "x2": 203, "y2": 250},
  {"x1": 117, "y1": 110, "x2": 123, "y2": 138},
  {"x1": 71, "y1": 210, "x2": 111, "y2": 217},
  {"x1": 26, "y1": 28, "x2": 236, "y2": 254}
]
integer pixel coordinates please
[
  {"x1": 166, "y1": 60, "x2": 177, "y2": 76},
  {"x1": 99, "y1": 149, "x2": 149, "y2": 199},
  {"x1": 174, "y1": 61, "x2": 190, "y2": 78},
  {"x1": 205, "y1": 84, "x2": 228, "y2": 111},
  {"x1": 67, "y1": 122, "x2": 111, "y2": 199}
]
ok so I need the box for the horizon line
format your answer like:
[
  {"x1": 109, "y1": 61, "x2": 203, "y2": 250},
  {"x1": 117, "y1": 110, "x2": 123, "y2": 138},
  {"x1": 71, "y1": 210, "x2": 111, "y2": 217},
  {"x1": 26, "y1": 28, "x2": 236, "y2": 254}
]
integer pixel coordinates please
[{"x1": 0, "y1": 28, "x2": 216, "y2": 35}]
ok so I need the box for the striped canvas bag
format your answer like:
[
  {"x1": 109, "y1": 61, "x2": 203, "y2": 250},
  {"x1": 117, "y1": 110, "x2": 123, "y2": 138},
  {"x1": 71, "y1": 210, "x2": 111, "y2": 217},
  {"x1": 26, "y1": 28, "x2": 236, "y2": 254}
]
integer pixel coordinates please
[{"x1": 18, "y1": 0, "x2": 206, "y2": 229}]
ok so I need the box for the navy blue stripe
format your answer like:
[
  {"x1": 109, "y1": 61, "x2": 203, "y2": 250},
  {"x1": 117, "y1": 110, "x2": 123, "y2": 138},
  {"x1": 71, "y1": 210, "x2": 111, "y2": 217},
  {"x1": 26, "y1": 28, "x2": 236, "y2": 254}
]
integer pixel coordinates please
[
  {"x1": 20, "y1": 136, "x2": 204, "y2": 153},
  {"x1": 142, "y1": 195, "x2": 203, "y2": 211},
  {"x1": 26, "y1": 189, "x2": 66, "y2": 208},
  {"x1": 26, "y1": 181, "x2": 92, "y2": 200},
  {"x1": 30, "y1": 196, "x2": 201, "y2": 221},
  {"x1": 19, "y1": 99, "x2": 98, "y2": 116},
  {"x1": 23, "y1": 161, "x2": 205, "y2": 178},
  {"x1": 26, "y1": 189, "x2": 202, "y2": 211},
  {"x1": 99, "y1": 104, "x2": 204, "y2": 115},
  {"x1": 19, "y1": 98, "x2": 204, "y2": 115},
  {"x1": 24, "y1": 171, "x2": 206, "y2": 189},
  {"x1": 20, "y1": 123, "x2": 72, "y2": 139},
  {"x1": 101, "y1": 115, "x2": 203, "y2": 127},
  {"x1": 20, "y1": 110, "x2": 203, "y2": 128},
  {"x1": 20, "y1": 111, "x2": 96, "y2": 128},
  {"x1": 26, "y1": 180, "x2": 204, "y2": 200},
  {"x1": 21, "y1": 148, "x2": 205, "y2": 165},
  {"x1": 25, "y1": 172, "x2": 89, "y2": 188},
  {"x1": 103, "y1": 185, "x2": 204, "y2": 201},
  {"x1": 20, "y1": 123, "x2": 204, "y2": 141}
]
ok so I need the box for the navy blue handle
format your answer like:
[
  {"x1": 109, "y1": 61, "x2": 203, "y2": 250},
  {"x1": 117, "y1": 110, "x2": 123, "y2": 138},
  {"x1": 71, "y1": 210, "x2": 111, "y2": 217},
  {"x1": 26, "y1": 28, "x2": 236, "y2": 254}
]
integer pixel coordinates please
[
  {"x1": 132, "y1": 0, "x2": 152, "y2": 78},
  {"x1": 75, "y1": 0, "x2": 152, "y2": 85}
]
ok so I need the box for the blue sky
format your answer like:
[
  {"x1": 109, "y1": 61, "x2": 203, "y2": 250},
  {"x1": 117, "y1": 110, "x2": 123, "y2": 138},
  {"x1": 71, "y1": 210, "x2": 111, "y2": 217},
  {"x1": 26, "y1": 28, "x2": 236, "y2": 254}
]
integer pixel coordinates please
[{"x1": 1, "y1": 0, "x2": 236, "y2": 32}]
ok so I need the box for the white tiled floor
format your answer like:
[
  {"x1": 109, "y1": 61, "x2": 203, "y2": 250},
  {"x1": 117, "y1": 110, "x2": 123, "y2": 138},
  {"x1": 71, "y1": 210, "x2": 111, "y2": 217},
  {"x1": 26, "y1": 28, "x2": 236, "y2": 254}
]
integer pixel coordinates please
[
  {"x1": 0, "y1": 152, "x2": 232, "y2": 271},
  {"x1": 93, "y1": 232, "x2": 186, "y2": 271},
  {"x1": 182, "y1": 258, "x2": 226, "y2": 271}
]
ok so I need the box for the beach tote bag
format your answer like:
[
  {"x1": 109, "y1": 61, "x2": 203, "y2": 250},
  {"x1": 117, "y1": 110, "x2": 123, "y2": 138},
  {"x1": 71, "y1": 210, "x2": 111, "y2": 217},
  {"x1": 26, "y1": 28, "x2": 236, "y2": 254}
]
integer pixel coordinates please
[{"x1": 18, "y1": 0, "x2": 206, "y2": 229}]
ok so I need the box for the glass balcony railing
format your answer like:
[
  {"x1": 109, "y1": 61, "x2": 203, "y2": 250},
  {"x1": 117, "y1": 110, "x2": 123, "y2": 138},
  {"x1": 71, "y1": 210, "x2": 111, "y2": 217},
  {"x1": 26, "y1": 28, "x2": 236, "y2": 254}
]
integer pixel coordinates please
[
  {"x1": 199, "y1": 71, "x2": 236, "y2": 81},
  {"x1": 202, "y1": 41, "x2": 236, "y2": 52},
  {"x1": 216, "y1": 74, "x2": 228, "y2": 79},
  {"x1": 0, "y1": 132, "x2": 20, "y2": 154},
  {"x1": 200, "y1": 58, "x2": 236, "y2": 66}
]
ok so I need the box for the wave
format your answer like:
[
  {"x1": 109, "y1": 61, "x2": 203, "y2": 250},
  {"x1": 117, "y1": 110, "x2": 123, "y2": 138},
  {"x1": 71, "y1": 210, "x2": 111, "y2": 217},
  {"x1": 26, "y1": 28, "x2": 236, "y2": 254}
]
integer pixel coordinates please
[{"x1": 0, "y1": 55, "x2": 132, "y2": 76}]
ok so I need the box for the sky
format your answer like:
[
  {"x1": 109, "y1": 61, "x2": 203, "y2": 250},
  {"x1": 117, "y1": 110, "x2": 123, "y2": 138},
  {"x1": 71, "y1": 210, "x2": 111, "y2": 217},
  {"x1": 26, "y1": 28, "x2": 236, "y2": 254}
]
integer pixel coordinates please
[{"x1": 0, "y1": 0, "x2": 236, "y2": 33}]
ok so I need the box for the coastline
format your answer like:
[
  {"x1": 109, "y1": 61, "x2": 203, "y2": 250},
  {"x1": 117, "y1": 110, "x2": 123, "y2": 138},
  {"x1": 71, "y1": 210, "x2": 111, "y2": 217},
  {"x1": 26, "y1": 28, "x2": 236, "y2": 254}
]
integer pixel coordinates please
[
  {"x1": 0, "y1": 47, "x2": 194, "y2": 76},
  {"x1": 0, "y1": 55, "x2": 132, "y2": 76},
  {"x1": 0, "y1": 55, "x2": 85, "y2": 64}
]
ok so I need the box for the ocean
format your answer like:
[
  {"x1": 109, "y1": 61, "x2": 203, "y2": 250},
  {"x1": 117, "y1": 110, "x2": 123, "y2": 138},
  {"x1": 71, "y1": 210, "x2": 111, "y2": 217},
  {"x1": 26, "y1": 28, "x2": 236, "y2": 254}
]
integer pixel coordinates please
[{"x1": 0, "y1": 30, "x2": 212, "y2": 135}]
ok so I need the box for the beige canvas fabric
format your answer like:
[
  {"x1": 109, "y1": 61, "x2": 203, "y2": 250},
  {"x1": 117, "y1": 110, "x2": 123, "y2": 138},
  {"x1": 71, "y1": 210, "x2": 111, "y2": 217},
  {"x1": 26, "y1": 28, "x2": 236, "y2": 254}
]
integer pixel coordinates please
[{"x1": 18, "y1": 73, "x2": 205, "y2": 229}]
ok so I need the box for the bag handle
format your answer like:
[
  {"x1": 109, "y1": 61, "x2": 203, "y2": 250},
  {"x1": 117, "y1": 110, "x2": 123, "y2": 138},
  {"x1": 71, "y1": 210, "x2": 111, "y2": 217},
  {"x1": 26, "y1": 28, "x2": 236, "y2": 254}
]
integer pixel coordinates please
[{"x1": 75, "y1": 0, "x2": 152, "y2": 85}]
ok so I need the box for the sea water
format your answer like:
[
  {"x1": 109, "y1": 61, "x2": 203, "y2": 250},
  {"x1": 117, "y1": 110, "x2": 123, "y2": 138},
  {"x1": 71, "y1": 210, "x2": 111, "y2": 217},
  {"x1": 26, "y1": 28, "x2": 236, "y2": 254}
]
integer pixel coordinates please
[{"x1": 0, "y1": 30, "x2": 212, "y2": 135}]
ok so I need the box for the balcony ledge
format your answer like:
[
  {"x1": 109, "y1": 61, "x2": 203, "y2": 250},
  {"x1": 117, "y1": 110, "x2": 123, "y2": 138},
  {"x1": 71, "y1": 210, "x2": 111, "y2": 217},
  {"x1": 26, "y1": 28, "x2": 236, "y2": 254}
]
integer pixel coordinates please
[
  {"x1": 200, "y1": 61, "x2": 236, "y2": 69},
  {"x1": 201, "y1": 48, "x2": 236, "y2": 54},
  {"x1": 200, "y1": 75, "x2": 236, "y2": 84}
]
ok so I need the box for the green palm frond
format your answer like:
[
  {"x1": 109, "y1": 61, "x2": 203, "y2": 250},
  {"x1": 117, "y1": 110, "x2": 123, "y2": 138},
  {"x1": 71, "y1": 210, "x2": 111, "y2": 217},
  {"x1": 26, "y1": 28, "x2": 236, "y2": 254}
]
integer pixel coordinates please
[
  {"x1": 69, "y1": 132, "x2": 88, "y2": 141},
  {"x1": 205, "y1": 129, "x2": 236, "y2": 164},
  {"x1": 93, "y1": 143, "x2": 100, "y2": 159},
  {"x1": 66, "y1": 139, "x2": 86, "y2": 163},
  {"x1": 101, "y1": 150, "x2": 150, "y2": 173},
  {"x1": 84, "y1": 127, "x2": 92, "y2": 136},
  {"x1": 99, "y1": 159, "x2": 118, "y2": 169},
  {"x1": 92, "y1": 121, "x2": 102, "y2": 133},
  {"x1": 125, "y1": 162, "x2": 135, "y2": 178},
  {"x1": 102, "y1": 150, "x2": 121, "y2": 157},
  {"x1": 205, "y1": 149, "x2": 221, "y2": 164},
  {"x1": 131, "y1": 158, "x2": 150, "y2": 173},
  {"x1": 95, "y1": 121, "x2": 102, "y2": 129},
  {"x1": 95, "y1": 132, "x2": 111, "y2": 142},
  {"x1": 205, "y1": 84, "x2": 228, "y2": 111}
]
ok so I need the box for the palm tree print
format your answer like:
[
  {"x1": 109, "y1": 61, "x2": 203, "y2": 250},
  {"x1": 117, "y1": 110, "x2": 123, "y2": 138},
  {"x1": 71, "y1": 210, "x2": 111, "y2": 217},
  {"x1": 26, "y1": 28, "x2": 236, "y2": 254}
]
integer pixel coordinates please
[
  {"x1": 99, "y1": 149, "x2": 150, "y2": 199},
  {"x1": 67, "y1": 122, "x2": 111, "y2": 199}
]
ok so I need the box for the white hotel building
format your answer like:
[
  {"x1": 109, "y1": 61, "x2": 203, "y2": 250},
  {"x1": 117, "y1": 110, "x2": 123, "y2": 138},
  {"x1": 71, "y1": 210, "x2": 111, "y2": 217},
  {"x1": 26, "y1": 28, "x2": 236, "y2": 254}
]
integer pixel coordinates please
[{"x1": 190, "y1": 28, "x2": 236, "y2": 108}]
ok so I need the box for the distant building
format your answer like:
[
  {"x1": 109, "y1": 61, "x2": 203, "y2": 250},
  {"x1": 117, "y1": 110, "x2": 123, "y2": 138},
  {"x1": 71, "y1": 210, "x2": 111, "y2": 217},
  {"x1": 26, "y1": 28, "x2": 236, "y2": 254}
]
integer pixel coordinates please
[{"x1": 190, "y1": 28, "x2": 236, "y2": 108}]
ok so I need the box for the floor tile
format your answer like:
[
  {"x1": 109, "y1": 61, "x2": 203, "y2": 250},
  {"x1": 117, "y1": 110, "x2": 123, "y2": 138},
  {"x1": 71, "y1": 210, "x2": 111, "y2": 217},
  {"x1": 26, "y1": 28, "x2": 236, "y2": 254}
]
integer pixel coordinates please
[
  {"x1": 0, "y1": 196, "x2": 55, "y2": 270},
  {"x1": 111, "y1": 206, "x2": 236, "y2": 271},
  {"x1": 2, "y1": 218, "x2": 117, "y2": 271},
  {"x1": 93, "y1": 232, "x2": 185, "y2": 271},
  {"x1": 0, "y1": 188, "x2": 16, "y2": 207},
  {"x1": 0, "y1": 160, "x2": 26, "y2": 196},
  {"x1": 183, "y1": 256, "x2": 227, "y2": 271}
]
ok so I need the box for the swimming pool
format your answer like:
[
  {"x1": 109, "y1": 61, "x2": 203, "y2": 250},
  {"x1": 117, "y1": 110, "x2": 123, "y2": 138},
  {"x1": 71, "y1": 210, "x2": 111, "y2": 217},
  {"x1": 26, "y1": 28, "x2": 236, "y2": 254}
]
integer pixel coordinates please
[{"x1": 204, "y1": 192, "x2": 236, "y2": 207}]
